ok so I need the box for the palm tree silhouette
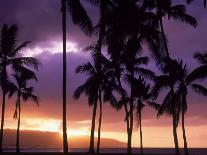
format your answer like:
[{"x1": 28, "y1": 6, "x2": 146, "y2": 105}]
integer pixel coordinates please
[
  {"x1": 9, "y1": 70, "x2": 39, "y2": 153},
  {"x1": 173, "y1": 57, "x2": 207, "y2": 155},
  {"x1": 149, "y1": 58, "x2": 183, "y2": 155},
  {"x1": 126, "y1": 75, "x2": 152, "y2": 155},
  {"x1": 0, "y1": 24, "x2": 39, "y2": 152},
  {"x1": 142, "y1": 0, "x2": 197, "y2": 57},
  {"x1": 103, "y1": 1, "x2": 160, "y2": 152},
  {"x1": 60, "y1": 0, "x2": 93, "y2": 153},
  {"x1": 123, "y1": 39, "x2": 155, "y2": 154},
  {"x1": 74, "y1": 55, "x2": 118, "y2": 153}
]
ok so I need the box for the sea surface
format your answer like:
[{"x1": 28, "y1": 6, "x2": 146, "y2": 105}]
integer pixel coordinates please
[{"x1": 3, "y1": 148, "x2": 207, "y2": 155}]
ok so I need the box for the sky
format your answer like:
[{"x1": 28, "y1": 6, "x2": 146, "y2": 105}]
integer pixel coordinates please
[{"x1": 0, "y1": 0, "x2": 207, "y2": 148}]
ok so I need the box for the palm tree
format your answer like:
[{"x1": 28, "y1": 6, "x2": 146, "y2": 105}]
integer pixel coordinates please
[
  {"x1": 9, "y1": 71, "x2": 39, "y2": 153},
  {"x1": 173, "y1": 57, "x2": 207, "y2": 155},
  {"x1": 126, "y1": 76, "x2": 151, "y2": 155},
  {"x1": 142, "y1": 0, "x2": 197, "y2": 57},
  {"x1": 74, "y1": 55, "x2": 118, "y2": 153},
  {"x1": 103, "y1": 2, "x2": 160, "y2": 153},
  {"x1": 0, "y1": 24, "x2": 39, "y2": 152},
  {"x1": 149, "y1": 58, "x2": 184, "y2": 155},
  {"x1": 96, "y1": 72, "x2": 117, "y2": 154},
  {"x1": 60, "y1": 0, "x2": 93, "y2": 153},
  {"x1": 123, "y1": 43, "x2": 155, "y2": 154}
]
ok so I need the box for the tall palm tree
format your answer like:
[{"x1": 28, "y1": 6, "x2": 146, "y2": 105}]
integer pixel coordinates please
[
  {"x1": 173, "y1": 57, "x2": 207, "y2": 155},
  {"x1": 103, "y1": 2, "x2": 160, "y2": 153},
  {"x1": 0, "y1": 24, "x2": 39, "y2": 152},
  {"x1": 142, "y1": 0, "x2": 197, "y2": 57},
  {"x1": 9, "y1": 71, "x2": 39, "y2": 153},
  {"x1": 60, "y1": 0, "x2": 93, "y2": 153},
  {"x1": 126, "y1": 76, "x2": 152, "y2": 155},
  {"x1": 74, "y1": 55, "x2": 118, "y2": 153}
]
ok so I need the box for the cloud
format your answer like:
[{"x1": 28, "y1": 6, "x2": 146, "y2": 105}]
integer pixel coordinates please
[
  {"x1": 0, "y1": 0, "x2": 96, "y2": 49},
  {"x1": 74, "y1": 120, "x2": 91, "y2": 124}
]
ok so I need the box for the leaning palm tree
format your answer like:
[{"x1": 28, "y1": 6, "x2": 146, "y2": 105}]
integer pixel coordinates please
[
  {"x1": 126, "y1": 75, "x2": 152, "y2": 155},
  {"x1": 74, "y1": 54, "x2": 118, "y2": 153},
  {"x1": 0, "y1": 24, "x2": 39, "y2": 152},
  {"x1": 96, "y1": 71, "x2": 118, "y2": 154},
  {"x1": 60, "y1": 0, "x2": 93, "y2": 153},
  {"x1": 9, "y1": 71, "x2": 39, "y2": 153},
  {"x1": 142, "y1": 0, "x2": 197, "y2": 57},
  {"x1": 173, "y1": 58, "x2": 207, "y2": 155}
]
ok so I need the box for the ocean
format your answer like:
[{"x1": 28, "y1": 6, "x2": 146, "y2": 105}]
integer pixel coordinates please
[{"x1": 3, "y1": 148, "x2": 207, "y2": 155}]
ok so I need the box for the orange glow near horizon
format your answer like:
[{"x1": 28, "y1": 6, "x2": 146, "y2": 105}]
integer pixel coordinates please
[{"x1": 3, "y1": 117, "x2": 207, "y2": 148}]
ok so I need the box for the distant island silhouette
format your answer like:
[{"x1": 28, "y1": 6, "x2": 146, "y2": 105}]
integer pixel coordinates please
[{"x1": 3, "y1": 129, "x2": 126, "y2": 148}]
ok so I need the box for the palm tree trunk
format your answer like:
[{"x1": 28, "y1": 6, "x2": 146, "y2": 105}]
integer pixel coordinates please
[
  {"x1": 16, "y1": 96, "x2": 21, "y2": 153},
  {"x1": 97, "y1": 89, "x2": 102, "y2": 154},
  {"x1": 173, "y1": 113, "x2": 180, "y2": 155},
  {"x1": 169, "y1": 86, "x2": 180, "y2": 155},
  {"x1": 159, "y1": 18, "x2": 170, "y2": 58},
  {"x1": 139, "y1": 111, "x2": 143, "y2": 155},
  {"x1": 0, "y1": 90, "x2": 6, "y2": 152},
  {"x1": 138, "y1": 99, "x2": 143, "y2": 155},
  {"x1": 117, "y1": 78, "x2": 130, "y2": 150},
  {"x1": 182, "y1": 102, "x2": 189, "y2": 155},
  {"x1": 96, "y1": 1, "x2": 106, "y2": 71},
  {"x1": 89, "y1": 101, "x2": 97, "y2": 153},
  {"x1": 128, "y1": 71, "x2": 134, "y2": 154},
  {"x1": 61, "y1": 0, "x2": 68, "y2": 154}
]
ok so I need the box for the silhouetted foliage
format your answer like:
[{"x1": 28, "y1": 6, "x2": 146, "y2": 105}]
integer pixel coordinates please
[
  {"x1": 0, "y1": 24, "x2": 39, "y2": 152},
  {"x1": 9, "y1": 70, "x2": 39, "y2": 153}
]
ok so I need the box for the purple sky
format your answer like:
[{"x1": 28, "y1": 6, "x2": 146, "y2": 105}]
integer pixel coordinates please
[{"x1": 0, "y1": 0, "x2": 207, "y2": 147}]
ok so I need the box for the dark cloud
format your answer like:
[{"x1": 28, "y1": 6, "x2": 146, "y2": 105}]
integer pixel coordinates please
[{"x1": 0, "y1": 0, "x2": 97, "y2": 48}]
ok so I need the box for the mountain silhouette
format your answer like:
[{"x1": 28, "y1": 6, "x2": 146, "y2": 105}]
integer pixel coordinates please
[{"x1": 3, "y1": 129, "x2": 126, "y2": 148}]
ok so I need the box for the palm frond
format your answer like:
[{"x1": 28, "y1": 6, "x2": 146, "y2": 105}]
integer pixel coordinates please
[
  {"x1": 73, "y1": 84, "x2": 87, "y2": 99},
  {"x1": 9, "y1": 57, "x2": 40, "y2": 71},
  {"x1": 157, "y1": 90, "x2": 174, "y2": 117},
  {"x1": 134, "y1": 67, "x2": 155, "y2": 80},
  {"x1": 150, "y1": 75, "x2": 171, "y2": 99},
  {"x1": 75, "y1": 62, "x2": 96, "y2": 76},
  {"x1": 9, "y1": 41, "x2": 31, "y2": 57},
  {"x1": 194, "y1": 52, "x2": 207, "y2": 65},
  {"x1": 186, "y1": 65, "x2": 207, "y2": 83},
  {"x1": 134, "y1": 56, "x2": 149, "y2": 65},
  {"x1": 21, "y1": 92, "x2": 39, "y2": 105},
  {"x1": 67, "y1": 0, "x2": 93, "y2": 35},
  {"x1": 12, "y1": 66, "x2": 38, "y2": 82},
  {"x1": 169, "y1": 5, "x2": 197, "y2": 27},
  {"x1": 191, "y1": 83, "x2": 207, "y2": 96},
  {"x1": 146, "y1": 101, "x2": 161, "y2": 111},
  {"x1": 1, "y1": 24, "x2": 18, "y2": 55}
]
